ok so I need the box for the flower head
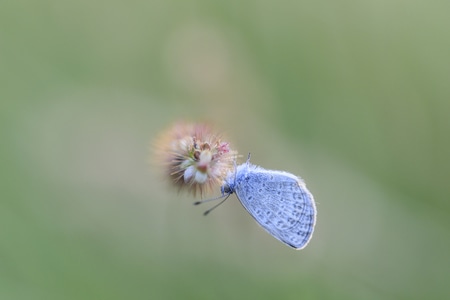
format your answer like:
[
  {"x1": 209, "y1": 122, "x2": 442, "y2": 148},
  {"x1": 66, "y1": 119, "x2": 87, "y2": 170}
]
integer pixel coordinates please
[{"x1": 153, "y1": 121, "x2": 237, "y2": 196}]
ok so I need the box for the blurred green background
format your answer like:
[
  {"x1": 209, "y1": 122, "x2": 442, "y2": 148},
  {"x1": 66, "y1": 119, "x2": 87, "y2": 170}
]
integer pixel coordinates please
[{"x1": 1, "y1": 0, "x2": 450, "y2": 299}]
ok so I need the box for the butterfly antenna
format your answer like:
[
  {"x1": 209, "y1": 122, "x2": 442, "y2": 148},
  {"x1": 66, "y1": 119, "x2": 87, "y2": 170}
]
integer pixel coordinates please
[
  {"x1": 202, "y1": 193, "x2": 231, "y2": 216},
  {"x1": 195, "y1": 154, "x2": 241, "y2": 216},
  {"x1": 193, "y1": 194, "x2": 226, "y2": 205}
]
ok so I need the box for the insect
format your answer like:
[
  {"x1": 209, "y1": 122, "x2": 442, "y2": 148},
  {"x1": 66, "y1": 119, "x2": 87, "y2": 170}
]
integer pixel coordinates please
[{"x1": 195, "y1": 156, "x2": 317, "y2": 250}]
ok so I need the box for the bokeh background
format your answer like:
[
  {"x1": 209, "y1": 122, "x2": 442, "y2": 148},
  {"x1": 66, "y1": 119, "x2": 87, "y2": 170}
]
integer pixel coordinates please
[{"x1": 1, "y1": 1, "x2": 450, "y2": 299}]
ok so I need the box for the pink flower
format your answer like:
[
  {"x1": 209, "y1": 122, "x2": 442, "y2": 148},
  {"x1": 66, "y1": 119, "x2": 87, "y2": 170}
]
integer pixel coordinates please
[{"x1": 153, "y1": 121, "x2": 237, "y2": 196}]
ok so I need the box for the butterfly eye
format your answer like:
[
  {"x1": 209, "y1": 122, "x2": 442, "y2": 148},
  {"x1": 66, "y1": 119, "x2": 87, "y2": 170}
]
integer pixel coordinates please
[{"x1": 221, "y1": 183, "x2": 233, "y2": 195}]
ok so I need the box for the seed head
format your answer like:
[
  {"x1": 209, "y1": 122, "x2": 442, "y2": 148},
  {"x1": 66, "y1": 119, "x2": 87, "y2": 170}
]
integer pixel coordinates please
[{"x1": 153, "y1": 121, "x2": 237, "y2": 196}]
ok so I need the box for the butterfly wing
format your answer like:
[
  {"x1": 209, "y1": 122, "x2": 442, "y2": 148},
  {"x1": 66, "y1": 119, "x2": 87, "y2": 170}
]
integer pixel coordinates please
[{"x1": 234, "y1": 168, "x2": 316, "y2": 249}]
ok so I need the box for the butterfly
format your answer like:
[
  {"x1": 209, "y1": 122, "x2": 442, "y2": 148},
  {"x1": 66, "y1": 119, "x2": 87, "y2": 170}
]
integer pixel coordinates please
[{"x1": 196, "y1": 156, "x2": 316, "y2": 250}]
